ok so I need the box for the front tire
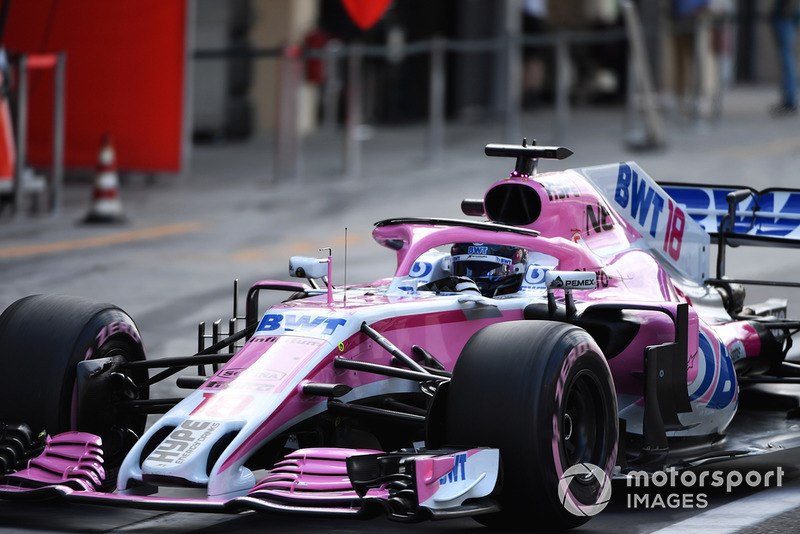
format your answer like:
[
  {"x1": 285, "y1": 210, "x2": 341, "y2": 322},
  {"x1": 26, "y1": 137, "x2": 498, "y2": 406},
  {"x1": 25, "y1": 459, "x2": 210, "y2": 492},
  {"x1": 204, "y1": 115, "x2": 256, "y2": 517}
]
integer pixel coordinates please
[
  {"x1": 0, "y1": 295, "x2": 149, "y2": 472},
  {"x1": 444, "y1": 321, "x2": 618, "y2": 530}
]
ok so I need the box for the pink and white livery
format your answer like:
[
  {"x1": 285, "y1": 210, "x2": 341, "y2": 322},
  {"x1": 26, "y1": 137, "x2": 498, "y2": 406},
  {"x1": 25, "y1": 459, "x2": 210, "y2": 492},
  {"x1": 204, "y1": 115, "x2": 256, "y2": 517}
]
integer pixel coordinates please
[{"x1": 1, "y1": 141, "x2": 800, "y2": 530}]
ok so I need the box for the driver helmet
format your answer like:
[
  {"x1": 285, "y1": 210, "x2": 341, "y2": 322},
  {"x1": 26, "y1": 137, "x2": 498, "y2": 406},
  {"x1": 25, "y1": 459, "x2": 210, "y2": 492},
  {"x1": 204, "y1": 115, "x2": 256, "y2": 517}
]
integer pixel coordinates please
[{"x1": 450, "y1": 243, "x2": 528, "y2": 297}]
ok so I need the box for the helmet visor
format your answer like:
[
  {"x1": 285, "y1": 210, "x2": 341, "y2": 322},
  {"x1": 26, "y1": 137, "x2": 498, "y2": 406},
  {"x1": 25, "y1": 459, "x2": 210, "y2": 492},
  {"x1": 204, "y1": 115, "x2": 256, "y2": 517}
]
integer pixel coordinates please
[{"x1": 451, "y1": 254, "x2": 514, "y2": 281}]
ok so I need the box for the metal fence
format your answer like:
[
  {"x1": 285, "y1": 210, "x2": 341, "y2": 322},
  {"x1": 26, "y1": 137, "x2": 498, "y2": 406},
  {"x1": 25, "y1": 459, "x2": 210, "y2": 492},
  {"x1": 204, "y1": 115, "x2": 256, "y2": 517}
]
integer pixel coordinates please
[
  {"x1": 195, "y1": 4, "x2": 736, "y2": 183},
  {"x1": 5, "y1": 52, "x2": 66, "y2": 218}
]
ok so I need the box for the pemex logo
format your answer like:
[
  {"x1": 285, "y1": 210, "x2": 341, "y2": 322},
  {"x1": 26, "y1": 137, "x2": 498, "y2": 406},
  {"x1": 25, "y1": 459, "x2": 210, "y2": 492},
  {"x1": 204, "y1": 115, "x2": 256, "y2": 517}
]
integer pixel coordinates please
[{"x1": 557, "y1": 462, "x2": 612, "y2": 516}]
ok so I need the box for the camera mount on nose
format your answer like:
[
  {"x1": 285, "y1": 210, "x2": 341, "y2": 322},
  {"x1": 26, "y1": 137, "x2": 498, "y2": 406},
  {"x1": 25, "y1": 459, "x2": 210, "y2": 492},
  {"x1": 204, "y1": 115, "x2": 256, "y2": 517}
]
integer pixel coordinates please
[{"x1": 484, "y1": 138, "x2": 573, "y2": 178}]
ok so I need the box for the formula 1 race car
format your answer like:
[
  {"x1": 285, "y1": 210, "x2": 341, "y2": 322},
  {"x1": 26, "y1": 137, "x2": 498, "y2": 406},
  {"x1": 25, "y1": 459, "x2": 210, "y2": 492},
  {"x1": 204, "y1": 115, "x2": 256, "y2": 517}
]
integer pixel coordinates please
[{"x1": 1, "y1": 141, "x2": 800, "y2": 530}]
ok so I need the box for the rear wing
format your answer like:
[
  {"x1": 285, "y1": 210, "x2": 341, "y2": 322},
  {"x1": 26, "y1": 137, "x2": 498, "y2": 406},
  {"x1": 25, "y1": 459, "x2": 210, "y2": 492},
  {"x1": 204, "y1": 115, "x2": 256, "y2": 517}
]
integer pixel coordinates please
[{"x1": 660, "y1": 183, "x2": 800, "y2": 279}]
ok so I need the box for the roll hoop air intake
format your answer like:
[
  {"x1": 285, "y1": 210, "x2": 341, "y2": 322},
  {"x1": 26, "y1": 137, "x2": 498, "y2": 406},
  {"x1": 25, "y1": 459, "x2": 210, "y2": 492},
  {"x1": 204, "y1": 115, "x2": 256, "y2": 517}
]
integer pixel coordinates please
[{"x1": 469, "y1": 139, "x2": 573, "y2": 225}]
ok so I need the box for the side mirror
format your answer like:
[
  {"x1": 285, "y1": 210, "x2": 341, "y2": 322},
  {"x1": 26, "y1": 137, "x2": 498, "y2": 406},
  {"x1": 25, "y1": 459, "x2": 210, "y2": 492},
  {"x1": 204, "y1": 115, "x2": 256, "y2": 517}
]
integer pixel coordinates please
[{"x1": 289, "y1": 256, "x2": 329, "y2": 279}]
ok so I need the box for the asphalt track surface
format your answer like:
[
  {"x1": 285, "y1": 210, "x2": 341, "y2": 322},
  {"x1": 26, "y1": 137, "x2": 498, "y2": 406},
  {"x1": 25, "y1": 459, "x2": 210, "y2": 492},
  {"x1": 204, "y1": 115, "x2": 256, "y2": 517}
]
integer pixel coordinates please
[{"x1": 2, "y1": 86, "x2": 800, "y2": 532}]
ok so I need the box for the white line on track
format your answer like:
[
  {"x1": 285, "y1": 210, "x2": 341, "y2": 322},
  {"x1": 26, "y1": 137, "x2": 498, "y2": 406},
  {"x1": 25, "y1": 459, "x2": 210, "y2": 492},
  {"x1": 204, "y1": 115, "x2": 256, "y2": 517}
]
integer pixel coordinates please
[{"x1": 648, "y1": 481, "x2": 800, "y2": 534}]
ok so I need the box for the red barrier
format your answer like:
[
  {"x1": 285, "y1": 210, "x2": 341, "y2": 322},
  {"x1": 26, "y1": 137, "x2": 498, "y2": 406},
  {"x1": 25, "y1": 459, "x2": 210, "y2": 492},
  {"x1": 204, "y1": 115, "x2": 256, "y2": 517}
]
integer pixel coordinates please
[{"x1": 5, "y1": 1, "x2": 186, "y2": 173}]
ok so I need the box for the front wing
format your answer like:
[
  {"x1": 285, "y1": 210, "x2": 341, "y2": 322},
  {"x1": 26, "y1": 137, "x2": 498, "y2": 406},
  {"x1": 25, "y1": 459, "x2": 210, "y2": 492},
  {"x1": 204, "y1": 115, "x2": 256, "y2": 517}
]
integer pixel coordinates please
[{"x1": 0, "y1": 432, "x2": 500, "y2": 522}]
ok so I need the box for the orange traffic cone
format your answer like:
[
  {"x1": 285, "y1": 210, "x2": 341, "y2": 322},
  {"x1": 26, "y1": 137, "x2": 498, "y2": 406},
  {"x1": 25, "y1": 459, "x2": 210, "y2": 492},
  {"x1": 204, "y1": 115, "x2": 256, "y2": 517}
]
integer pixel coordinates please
[{"x1": 84, "y1": 133, "x2": 125, "y2": 223}]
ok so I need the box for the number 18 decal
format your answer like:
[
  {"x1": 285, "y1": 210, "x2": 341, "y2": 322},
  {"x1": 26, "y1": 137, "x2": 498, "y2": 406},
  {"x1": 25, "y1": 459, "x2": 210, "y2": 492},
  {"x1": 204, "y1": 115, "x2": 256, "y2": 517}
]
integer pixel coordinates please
[{"x1": 664, "y1": 199, "x2": 684, "y2": 261}]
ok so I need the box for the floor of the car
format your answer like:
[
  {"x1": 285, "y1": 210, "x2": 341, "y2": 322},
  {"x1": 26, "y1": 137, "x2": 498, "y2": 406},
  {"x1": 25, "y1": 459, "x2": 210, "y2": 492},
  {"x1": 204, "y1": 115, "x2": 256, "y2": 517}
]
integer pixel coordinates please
[{"x1": 619, "y1": 384, "x2": 800, "y2": 473}]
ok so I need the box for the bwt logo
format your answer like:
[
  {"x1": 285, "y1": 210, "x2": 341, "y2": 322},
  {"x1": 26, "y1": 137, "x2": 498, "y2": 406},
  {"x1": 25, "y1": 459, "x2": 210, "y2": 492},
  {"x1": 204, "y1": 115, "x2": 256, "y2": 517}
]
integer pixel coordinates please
[
  {"x1": 468, "y1": 246, "x2": 489, "y2": 254},
  {"x1": 410, "y1": 261, "x2": 433, "y2": 278},
  {"x1": 524, "y1": 266, "x2": 549, "y2": 286},
  {"x1": 440, "y1": 452, "x2": 467, "y2": 485},
  {"x1": 614, "y1": 163, "x2": 685, "y2": 261},
  {"x1": 257, "y1": 313, "x2": 347, "y2": 336}
]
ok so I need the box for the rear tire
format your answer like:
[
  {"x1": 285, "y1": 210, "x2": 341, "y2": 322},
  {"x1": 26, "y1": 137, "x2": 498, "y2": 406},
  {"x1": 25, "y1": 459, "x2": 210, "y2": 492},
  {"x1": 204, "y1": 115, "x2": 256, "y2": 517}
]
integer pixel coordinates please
[
  {"x1": 0, "y1": 295, "x2": 149, "y2": 473},
  {"x1": 444, "y1": 321, "x2": 617, "y2": 530}
]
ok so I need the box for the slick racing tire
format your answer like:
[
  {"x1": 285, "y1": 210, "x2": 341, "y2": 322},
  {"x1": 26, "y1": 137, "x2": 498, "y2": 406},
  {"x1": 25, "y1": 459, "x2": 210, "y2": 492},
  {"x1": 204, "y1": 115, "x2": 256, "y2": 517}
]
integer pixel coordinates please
[
  {"x1": 0, "y1": 295, "x2": 148, "y2": 474},
  {"x1": 444, "y1": 321, "x2": 618, "y2": 531}
]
